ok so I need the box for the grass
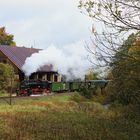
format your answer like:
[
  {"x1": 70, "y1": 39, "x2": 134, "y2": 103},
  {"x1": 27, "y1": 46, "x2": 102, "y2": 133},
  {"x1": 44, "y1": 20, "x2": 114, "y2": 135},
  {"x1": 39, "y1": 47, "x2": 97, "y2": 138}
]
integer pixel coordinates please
[
  {"x1": 0, "y1": 93, "x2": 139, "y2": 140},
  {"x1": 0, "y1": 91, "x2": 9, "y2": 97}
]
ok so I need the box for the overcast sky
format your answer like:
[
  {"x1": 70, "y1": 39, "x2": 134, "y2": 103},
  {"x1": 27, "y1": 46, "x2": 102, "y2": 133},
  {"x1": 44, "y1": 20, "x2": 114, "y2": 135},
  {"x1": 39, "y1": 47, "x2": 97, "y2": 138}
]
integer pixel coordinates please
[{"x1": 0, "y1": 0, "x2": 92, "y2": 49}]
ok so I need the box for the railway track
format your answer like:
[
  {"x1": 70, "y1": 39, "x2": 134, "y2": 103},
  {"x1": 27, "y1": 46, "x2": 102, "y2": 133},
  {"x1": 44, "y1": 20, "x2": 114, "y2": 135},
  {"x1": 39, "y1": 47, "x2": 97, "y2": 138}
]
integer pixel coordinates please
[{"x1": 0, "y1": 92, "x2": 73, "y2": 100}]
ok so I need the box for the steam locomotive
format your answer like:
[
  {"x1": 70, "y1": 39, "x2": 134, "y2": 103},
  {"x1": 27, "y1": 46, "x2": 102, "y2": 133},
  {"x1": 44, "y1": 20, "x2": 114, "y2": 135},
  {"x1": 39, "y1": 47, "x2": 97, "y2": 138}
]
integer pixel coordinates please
[{"x1": 16, "y1": 80, "x2": 110, "y2": 96}]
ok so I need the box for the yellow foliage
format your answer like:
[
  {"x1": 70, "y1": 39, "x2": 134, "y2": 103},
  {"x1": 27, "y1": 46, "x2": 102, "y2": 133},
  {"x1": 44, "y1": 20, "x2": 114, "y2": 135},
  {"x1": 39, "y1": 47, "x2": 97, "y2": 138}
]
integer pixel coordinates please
[{"x1": 85, "y1": 69, "x2": 97, "y2": 80}]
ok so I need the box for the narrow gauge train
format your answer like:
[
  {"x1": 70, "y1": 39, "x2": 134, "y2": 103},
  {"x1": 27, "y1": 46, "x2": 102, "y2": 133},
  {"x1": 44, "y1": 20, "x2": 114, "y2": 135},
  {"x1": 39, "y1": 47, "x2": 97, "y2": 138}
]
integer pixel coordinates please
[{"x1": 16, "y1": 80, "x2": 110, "y2": 96}]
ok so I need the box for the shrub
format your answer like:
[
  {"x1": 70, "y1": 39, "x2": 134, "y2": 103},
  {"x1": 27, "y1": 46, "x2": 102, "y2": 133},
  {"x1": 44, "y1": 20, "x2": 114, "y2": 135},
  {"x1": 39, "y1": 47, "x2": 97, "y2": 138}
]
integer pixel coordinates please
[
  {"x1": 70, "y1": 92, "x2": 86, "y2": 102},
  {"x1": 0, "y1": 63, "x2": 14, "y2": 91},
  {"x1": 79, "y1": 84, "x2": 96, "y2": 99}
]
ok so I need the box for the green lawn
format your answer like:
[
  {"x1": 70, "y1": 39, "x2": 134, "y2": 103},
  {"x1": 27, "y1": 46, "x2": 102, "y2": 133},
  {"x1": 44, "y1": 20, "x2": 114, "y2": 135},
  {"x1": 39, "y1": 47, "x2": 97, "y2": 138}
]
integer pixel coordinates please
[{"x1": 0, "y1": 93, "x2": 139, "y2": 140}]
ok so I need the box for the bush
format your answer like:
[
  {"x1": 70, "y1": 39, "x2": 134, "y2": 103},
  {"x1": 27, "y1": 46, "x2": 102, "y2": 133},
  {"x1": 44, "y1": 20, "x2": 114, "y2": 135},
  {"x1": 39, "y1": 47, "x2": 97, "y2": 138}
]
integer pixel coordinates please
[
  {"x1": 107, "y1": 79, "x2": 140, "y2": 105},
  {"x1": 0, "y1": 89, "x2": 7, "y2": 94},
  {"x1": 70, "y1": 92, "x2": 86, "y2": 103},
  {"x1": 78, "y1": 84, "x2": 97, "y2": 99},
  {"x1": 102, "y1": 81, "x2": 115, "y2": 103},
  {"x1": 0, "y1": 63, "x2": 14, "y2": 91}
]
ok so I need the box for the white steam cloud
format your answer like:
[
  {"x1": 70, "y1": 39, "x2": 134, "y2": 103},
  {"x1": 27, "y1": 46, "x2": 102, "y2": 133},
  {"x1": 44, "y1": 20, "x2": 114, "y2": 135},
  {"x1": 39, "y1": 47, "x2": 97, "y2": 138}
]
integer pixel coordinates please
[{"x1": 22, "y1": 41, "x2": 93, "y2": 80}]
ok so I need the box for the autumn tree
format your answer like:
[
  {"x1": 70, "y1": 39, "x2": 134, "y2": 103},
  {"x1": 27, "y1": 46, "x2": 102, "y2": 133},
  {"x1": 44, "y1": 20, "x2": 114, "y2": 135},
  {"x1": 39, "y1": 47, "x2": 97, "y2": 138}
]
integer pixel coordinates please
[
  {"x1": 109, "y1": 33, "x2": 140, "y2": 105},
  {"x1": 85, "y1": 69, "x2": 98, "y2": 80},
  {"x1": 79, "y1": 0, "x2": 140, "y2": 105},
  {"x1": 0, "y1": 27, "x2": 16, "y2": 46}
]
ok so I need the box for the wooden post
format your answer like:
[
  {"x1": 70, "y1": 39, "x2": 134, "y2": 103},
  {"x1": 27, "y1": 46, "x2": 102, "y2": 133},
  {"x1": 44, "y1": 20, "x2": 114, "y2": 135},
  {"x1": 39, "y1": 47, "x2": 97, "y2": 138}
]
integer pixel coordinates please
[
  {"x1": 9, "y1": 76, "x2": 13, "y2": 105},
  {"x1": 9, "y1": 67, "x2": 14, "y2": 105}
]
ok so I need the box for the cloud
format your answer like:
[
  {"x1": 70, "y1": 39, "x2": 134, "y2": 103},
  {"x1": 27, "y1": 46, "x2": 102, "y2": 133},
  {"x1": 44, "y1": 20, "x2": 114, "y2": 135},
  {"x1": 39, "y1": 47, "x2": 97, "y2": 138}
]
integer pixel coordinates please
[{"x1": 0, "y1": 0, "x2": 92, "y2": 48}]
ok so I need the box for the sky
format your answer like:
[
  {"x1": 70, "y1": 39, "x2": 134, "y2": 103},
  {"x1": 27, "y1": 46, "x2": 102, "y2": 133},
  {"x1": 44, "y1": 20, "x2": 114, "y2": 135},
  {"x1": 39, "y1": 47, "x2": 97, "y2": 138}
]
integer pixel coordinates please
[{"x1": 0, "y1": 0, "x2": 92, "y2": 49}]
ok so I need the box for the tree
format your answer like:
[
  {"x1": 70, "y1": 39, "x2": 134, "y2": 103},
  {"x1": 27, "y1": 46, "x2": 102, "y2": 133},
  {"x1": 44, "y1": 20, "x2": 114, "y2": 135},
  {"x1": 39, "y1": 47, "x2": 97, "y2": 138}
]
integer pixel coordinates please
[
  {"x1": 79, "y1": 0, "x2": 140, "y2": 65},
  {"x1": 79, "y1": 0, "x2": 140, "y2": 105},
  {"x1": 85, "y1": 69, "x2": 98, "y2": 80},
  {"x1": 0, "y1": 27, "x2": 16, "y2": 46},
  {"x1": 0, "y1": 63, "x2": 15, "y2": 91},
  {"x1": 79, "y1": 0, "x2": 140, "y2": 31},
  {"x1": 109, "y1": 33, "x2": 140, "y2": 105}
]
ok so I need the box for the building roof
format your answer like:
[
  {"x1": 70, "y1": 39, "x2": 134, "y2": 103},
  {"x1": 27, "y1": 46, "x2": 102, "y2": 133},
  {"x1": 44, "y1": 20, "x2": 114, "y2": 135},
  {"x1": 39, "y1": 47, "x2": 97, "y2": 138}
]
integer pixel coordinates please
[{"x1": 0, "y1": 45, "x2": 53, "y2": 72}]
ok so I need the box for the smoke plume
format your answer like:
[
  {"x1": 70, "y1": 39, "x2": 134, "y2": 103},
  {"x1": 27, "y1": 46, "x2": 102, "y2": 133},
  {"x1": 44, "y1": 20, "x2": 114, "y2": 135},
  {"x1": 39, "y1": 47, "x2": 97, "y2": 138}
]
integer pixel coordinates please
[{"x1": 22, "y1": 41, "x2": 93, "y2": 80}]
